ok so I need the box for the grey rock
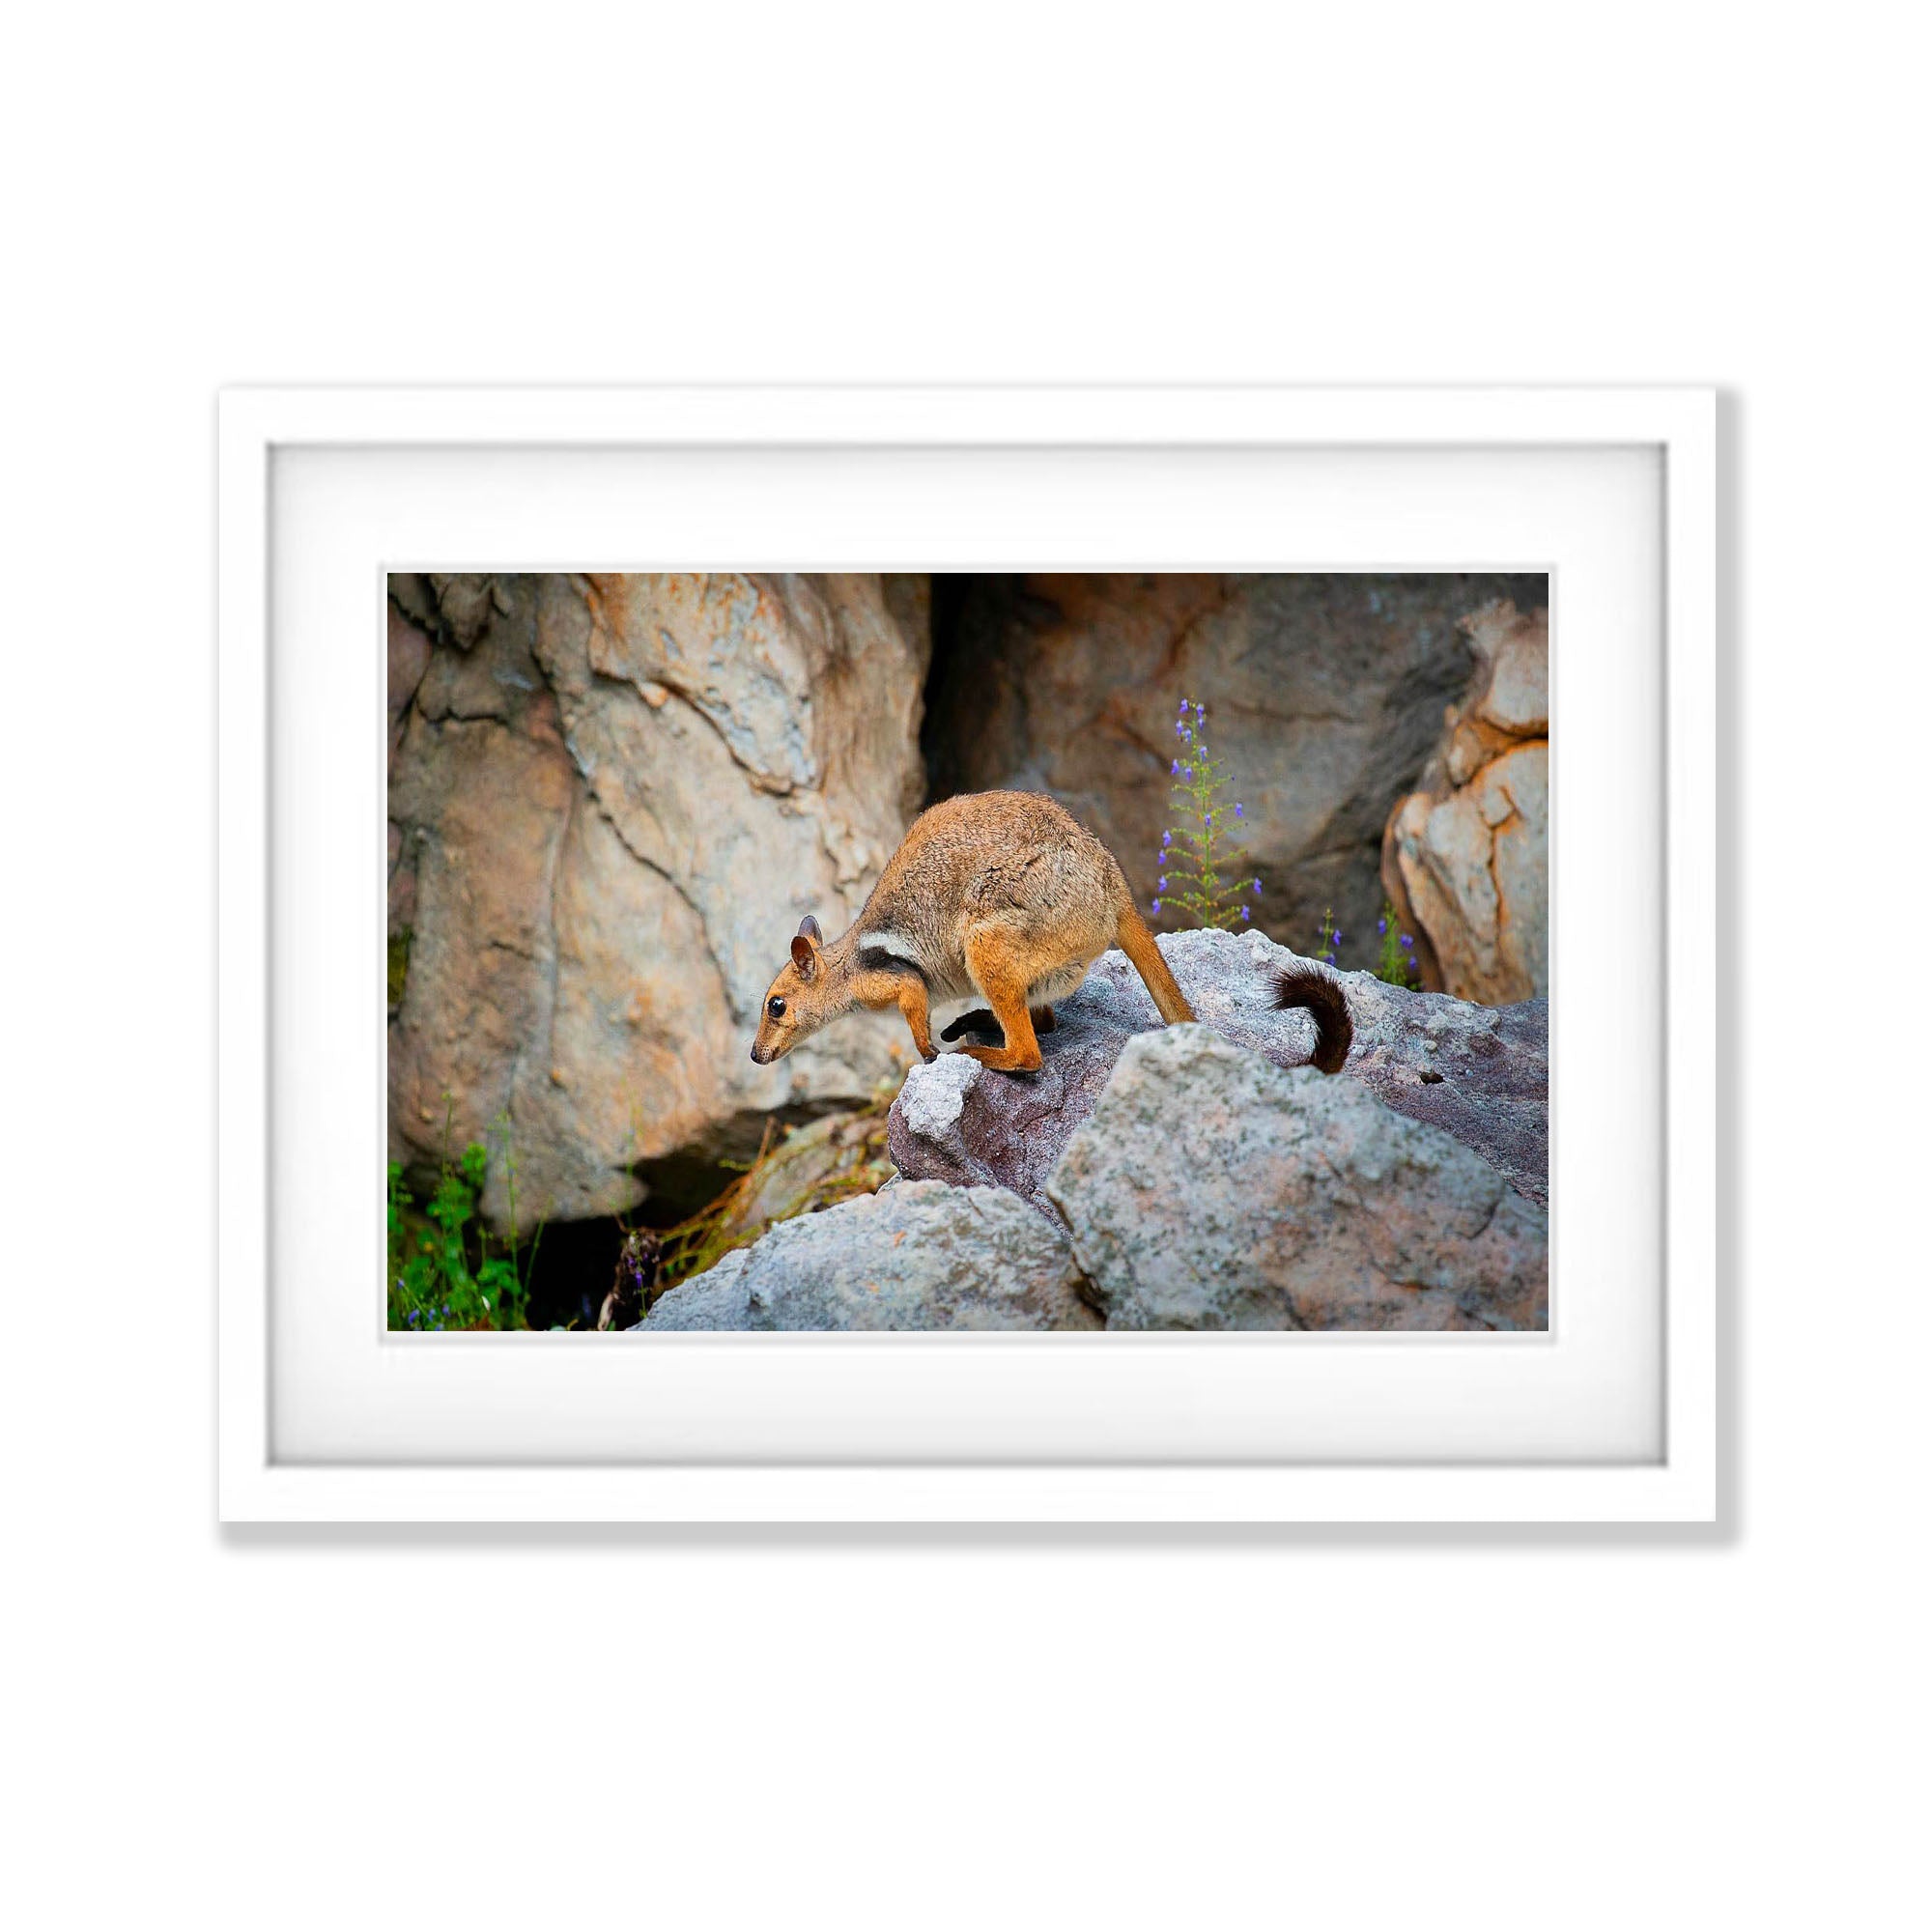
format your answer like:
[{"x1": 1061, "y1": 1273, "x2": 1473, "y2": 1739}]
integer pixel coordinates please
[
  {"x1": 637, "y1": 1248, "x2": 754, "y2": 1330},
  {"x1": 888, "y1": 924, "x2": 1548, "y2": 1211},
  {"x1": 1341, "y1": 976, "x2": 1548, "y2": 1210},
  {"x1": 639, "y1": 1179, "x2": 1099, "y2": 1332},
  {"x1": 1047, "y1": 1027, "x2": 1548, "y2": 1330},
  {"x1": 884, "y1": 1006, "x2": 1124, "y2": 1217}
]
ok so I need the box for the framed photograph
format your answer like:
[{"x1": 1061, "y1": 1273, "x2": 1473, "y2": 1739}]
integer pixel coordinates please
[{"x1": 218, "y1": 385, "x2": 1715, "y2": 1522}]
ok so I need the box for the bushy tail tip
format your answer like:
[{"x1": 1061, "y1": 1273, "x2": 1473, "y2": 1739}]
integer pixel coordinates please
[{"x1": 1274, "y1": 965, "x2": 1353, "y2": 1074}]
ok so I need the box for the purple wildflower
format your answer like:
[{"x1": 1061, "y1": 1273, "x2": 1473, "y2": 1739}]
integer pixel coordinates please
[
  {"x1": 1170, "y1": 760, "x2": 1179, "y2": 776},
  {"x1": 1161, "y1": 830, "x2": 1172, "y2": 847},
  {"x1": 1240, "y1": 906, "x2": 1250, "y2": 922},
  {"x1": 1151, "y1": 897, "x2": 1162, "y2": 914},
  {"x1": 1401, "y1": 933, "x2": 1413, "y2": 950},
  {"x1": 1158, "y1": 875, "x2": 1168, "y2": 890},
  {"x1": 1252, "y1": 877, "x2": 1262, "y2": 894},
  {"x1": 1233, "y1": 803, "x2": 1243, "y2": 817}
]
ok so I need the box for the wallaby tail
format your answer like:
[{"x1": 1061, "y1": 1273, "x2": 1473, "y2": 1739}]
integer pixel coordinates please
[
  {"x1": 1114, "y1": 902, "x2": 1196, "y2": 1025},
  {"x1": 1275, "y1": 964, "x2": 1353, "y2": 1074}
]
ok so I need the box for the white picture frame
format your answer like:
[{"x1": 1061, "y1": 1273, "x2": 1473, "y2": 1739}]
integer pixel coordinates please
[{"x1": 218, "y1": 385, "x2": 1716, "y2": 1523}]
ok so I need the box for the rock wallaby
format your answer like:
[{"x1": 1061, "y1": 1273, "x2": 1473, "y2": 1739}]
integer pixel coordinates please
[
  {"x1": 752, "y1": 789, "x2": 1353, "y2": 1077},
  {"x1": 751, "y1": 790, "x2": 1190, "y2": 1074}
]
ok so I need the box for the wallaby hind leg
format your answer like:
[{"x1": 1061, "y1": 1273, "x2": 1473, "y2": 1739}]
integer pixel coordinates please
[
  {"x1": 957, "y1": 932, "x2": 1043, "y2": 1073},
  {"x1": 1032, "y1": 1004, "x2": 1056, "y2": 1034}
]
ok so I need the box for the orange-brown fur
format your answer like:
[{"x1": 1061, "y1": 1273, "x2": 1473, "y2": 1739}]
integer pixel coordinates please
[{"x1": 750, "y1": 791, "x2": 1194, "y2": 1074}]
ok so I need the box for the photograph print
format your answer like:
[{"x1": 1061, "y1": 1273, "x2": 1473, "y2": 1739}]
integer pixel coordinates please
[{"x1": 385, "y1": 572, "x2": 1549, "y2": 1332}]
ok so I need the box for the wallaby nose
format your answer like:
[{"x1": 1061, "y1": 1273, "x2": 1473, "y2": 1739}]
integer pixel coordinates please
[{"x1": 749, "y1": 1043, "x2": 763, "y2": 1064}]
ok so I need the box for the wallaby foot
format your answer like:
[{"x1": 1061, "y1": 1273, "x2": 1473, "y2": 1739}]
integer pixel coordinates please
[{"x1": 957, "y1": 1037, "x2": 1042, "y2": 1073}]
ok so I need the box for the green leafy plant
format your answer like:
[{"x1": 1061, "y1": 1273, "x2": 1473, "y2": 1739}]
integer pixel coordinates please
[
  {"x1": 386, "y1": 1096, "x2": 537, "y2": 1330},
  {"x1": 1151, "y1": 697, "x2": 1262, "y2": 930},
  {"x1": 1375, "y1": 899, "x2": 1421, "y2": 988}
]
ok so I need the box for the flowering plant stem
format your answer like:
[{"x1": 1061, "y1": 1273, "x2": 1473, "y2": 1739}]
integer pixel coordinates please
[
  {"x1": 1316, "y1": 909, "x2": 1342, "y2": 969},
  {"x1": 1152, "y1": 699, "x2": 1261, "y2": 930},
  {"x1": 1375, "y1": 899, "x2": 1421, "y2": 988}
]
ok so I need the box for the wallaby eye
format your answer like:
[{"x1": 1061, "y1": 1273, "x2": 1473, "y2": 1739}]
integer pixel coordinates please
[{"x1": 767, "y1": 996, "x2": 786, "y2": 1020}]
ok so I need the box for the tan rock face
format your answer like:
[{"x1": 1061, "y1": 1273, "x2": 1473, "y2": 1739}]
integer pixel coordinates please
[
  {"x1": 1382, "y1": 600, "x2": 1549, "y2": 1005},
  {"x1": 386, "y1": 573, "x2": 929, "y2": 1229},
  {"x1": 924, "y1": 572, "x2": 1551, "y2": 958}
]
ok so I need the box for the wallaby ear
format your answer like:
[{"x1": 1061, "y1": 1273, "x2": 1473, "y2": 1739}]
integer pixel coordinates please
[
  {"x1": 797, "y1": 914, "x2": 823, "y2": 945},
  {"x1": 790, "y1": 933, "x2": 817, "y2": 977}
]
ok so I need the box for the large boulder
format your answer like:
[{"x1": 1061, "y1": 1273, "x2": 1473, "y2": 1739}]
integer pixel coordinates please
[
  {"x1": 885, "y1": 1009, "x2": 1124, "y2": 1213},
  {"x1": 1382, "y1": 599, "x2": 1549, "y2": 1003},
  {"x1": 1049, "y1": 1027, "x2": 1547, "y2": 1330},
  {"x1": 651, "y1": 989, "x2": 1546, "y2": 1334},
  {"x1": 640, "y1": 1179, "x2": 1098, "y2": 1331},
  {"x1": 887, "y1": 924, "x2": 1548, "y2": 1210},
  {"x1": 924, "y1": 572, "x2": 1548, "y2": 959},
  {"x1": 387, "y1": 572, "x2": 929, "y2": 1228}
]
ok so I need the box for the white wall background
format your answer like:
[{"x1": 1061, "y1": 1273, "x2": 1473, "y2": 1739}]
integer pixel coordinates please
[{"x1": 4, "y1": 5, "x2": 1923, "y2": 1927}]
